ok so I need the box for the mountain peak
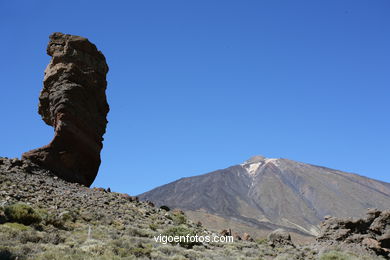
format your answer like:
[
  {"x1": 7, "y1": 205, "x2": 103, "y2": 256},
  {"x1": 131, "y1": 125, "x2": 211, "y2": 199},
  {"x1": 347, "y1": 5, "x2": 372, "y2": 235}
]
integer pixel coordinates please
[
  {"x1": 243, "y1": 155, "x2": 280, "y2": 164},
  {"x1": 244, "y1": 155, "x2": 266, "y2": 163},
  {"x1": 240, "y1": 155, "x2": 279, "y2": 176},
  {"x1": 139, "y1": 156, "x2": 390, "y2": 238}
]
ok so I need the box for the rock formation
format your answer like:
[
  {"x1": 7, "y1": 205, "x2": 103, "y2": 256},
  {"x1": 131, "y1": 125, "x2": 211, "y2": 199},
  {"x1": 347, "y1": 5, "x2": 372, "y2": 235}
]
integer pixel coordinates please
[
  {"x1": 316, "y1": 209, "x2": 390, "y2": 257},
  {"x1": 22, "y1": 32, "x2": 109, "y2": 187},
  {"x1": 267, "y1": 229, "x2": 294, "y2": 247}
]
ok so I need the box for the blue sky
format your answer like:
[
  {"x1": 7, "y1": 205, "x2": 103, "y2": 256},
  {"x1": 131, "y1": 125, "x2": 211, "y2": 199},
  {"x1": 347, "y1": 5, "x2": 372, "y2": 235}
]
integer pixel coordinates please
[{"x1": 1, "y1": 1, "x2": 389, "y2": 195}]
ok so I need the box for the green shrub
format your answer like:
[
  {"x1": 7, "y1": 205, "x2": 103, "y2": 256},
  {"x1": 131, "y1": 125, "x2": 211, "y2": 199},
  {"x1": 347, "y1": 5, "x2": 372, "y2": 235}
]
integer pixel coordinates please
[
  {"x1": 171, "y1": 212, "x2": 187, "y2": 225},
  {"x1": 129, "y1": 244, "x2": 152, "y2": 258},
  {"x1": 127, "y1": 227, "x2": 152, "y2": 237},
  {"x1": 2, "y1": 222, "x2": 31, "y2": 231},
  {"x1": 164, "y1": 226, "x2": 201, "y2": 248},
  {"x1": 4, "y1": 203, "x2": 42, "y2": 225},
  {"x1": 43, "y1": 213, "x2": 66, "y2": 230},
  {"x1": 18, "y1": 229, "x2": 42, "y2": 243},
  {"x1": 36, "y1": 209, "x2": 75, "y2": 230},
  {"x1": 149, "y1": 223, "x2": 158, "y2": 231},
  {"x1": 256, "y1": 238, "x2": 268, "y2": 245}
]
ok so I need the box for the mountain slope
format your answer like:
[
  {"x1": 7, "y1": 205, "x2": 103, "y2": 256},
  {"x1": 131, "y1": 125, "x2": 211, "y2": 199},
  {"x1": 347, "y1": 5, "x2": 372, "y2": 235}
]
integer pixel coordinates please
[
  {"x1": 139, "y1": 156, "x2": 390, "y2": 236},
  {"x1": 2, "y1": 156, "x2": 388, "y2": 259}
]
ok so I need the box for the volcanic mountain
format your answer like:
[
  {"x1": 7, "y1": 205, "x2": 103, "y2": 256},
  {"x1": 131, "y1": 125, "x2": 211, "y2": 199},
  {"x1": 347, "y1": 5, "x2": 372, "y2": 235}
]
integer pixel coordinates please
[{"x1": 139, "y1": 156, "x2": 390, "y2": 238}]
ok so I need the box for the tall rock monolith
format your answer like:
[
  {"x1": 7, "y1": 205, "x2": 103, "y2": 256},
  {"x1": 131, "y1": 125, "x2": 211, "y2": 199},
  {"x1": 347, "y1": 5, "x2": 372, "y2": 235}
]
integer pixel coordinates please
[{"x1": 22, "y1": 32, "x2": 109, "y2": 187}]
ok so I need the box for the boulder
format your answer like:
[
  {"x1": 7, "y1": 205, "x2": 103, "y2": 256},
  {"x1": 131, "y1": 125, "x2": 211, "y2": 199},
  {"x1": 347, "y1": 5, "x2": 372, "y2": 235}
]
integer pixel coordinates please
[
  {"x1": 220, "y1": 229, "x2": 232, "y2": 236},
  {"x1": 242, "y1": 232, "x2": 254, "y2": 242},
  {"x1": 267, "y1": 229, "x2": 294, "y2": 247},
  {"x1": 22, "y1": 32, "x2": 109, "y2": 187}
]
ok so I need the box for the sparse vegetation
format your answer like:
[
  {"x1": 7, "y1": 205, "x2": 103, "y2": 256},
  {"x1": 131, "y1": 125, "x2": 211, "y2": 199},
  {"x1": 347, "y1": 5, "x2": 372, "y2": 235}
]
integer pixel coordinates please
[
  {"x1": 0, "y1": 158, "x2": 387, "y2": 260},
  {"x1": 4, "y1": 203, "x2": 42, "y2": 225},
  {"x1": 163, "y1": 226, "x2": 202, "y2": 248},
  {"x1": 256, "y1": 238, "x2": 268, "y2": 245},
  {"x1": 171, "y1": 211, "x2": 187, "y2": 225},
  {"x1": 319, "y1": 250, "x2": 360, "y2": 260},
  {"x1": 149, "y1": 223, "x2": 158, "y2": 231}
]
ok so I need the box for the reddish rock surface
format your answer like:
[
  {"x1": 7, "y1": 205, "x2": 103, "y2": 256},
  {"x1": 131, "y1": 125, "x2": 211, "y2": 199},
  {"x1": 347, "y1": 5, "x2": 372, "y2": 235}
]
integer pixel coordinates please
[{"x1": 22, "y1": 32, "x2": 109, "y2": 187}]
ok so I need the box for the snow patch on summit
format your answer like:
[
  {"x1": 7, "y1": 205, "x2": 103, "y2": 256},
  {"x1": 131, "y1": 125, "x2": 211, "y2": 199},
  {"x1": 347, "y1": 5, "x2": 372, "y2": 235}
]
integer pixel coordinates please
[
  {"x1": 245, "y1": 162, "x2": 261, "y2": 176},
  {"x1": 241, "y1": 157, "x2": 279, "y2": 177}
]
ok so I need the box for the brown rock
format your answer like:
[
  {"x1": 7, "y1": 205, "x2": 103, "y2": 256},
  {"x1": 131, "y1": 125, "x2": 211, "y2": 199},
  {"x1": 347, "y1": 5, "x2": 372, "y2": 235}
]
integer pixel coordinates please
[
  {"x1": 267, "y1": 229, "x2": 294, "y2": 247},
  {"x1": 366, "y1": 208, "x2": 381, "y2": 221},
  {"x1": 242, "y1": 232, "x2": 254, "y2": 242},
  {"x1": 22, "y1": 32, "x2": 109, "y2": 187},
  {"x1": 129, "y1": 196, "x2": 139, "y2": 202},
  {"x1": 370, "y1": 210, "x2": 390, "y2": 234},
  {"x1": 317, "y1": 209, "x2": 390, "y2": 257},
  {"x1": 120, "y1": 194, "x2": 139, "y2": 202},
  {"x1": 93, "y1": 187, "x2": 106, "y2": 193},
  {"x1": 362, "y1": 238, "x2": 381, "y2": 250},
  {"x1": 220, "y1": 229, "x2": 232, "y2": 236}
]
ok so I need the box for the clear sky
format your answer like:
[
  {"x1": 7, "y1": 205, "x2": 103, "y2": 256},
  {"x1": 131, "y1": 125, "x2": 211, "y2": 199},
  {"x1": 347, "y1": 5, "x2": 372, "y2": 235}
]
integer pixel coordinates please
[{"x1": 1, "y1": 1, "x2": 389, "y2": 195}]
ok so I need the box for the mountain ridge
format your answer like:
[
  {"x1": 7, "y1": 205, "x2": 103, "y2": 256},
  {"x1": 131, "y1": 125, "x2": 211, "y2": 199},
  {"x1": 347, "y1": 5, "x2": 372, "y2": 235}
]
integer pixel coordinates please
[
  {"x1": 139, "y1": 155, "x2": 390, "y2": 237},
  {"x1": 2, "y1": 156, "x2": 389, "y2": 258}
]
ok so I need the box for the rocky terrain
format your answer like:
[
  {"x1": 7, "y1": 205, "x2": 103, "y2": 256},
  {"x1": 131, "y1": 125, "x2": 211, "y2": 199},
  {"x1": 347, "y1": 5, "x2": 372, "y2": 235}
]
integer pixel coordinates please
[
  {"x1": 316, "y1": 209, "x2": 390, "y2": 258},
  {"x1": 140, "y1": 155, "x2": 390, "y2": 241},
  {"x1": 0, "y1": 157, "x2": 388, "y2": 259},
  {"x1": 1, "y1": 32, "x2": 389, "y2": 259},
  {"x1": 22, "y1": 32, "x2": 109, "y2": 187}
]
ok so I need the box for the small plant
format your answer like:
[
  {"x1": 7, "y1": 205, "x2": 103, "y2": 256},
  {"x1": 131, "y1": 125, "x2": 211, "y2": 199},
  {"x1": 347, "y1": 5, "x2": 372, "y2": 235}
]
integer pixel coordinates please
[
  {"x1": 127, "y1": 227, "x2": 152, "y2": 237},
  {"x1": 4, "y1": 203, "x2": 42, "y2": 225},
  {"x1": 171, "y1": 212, "x2": 187, "y2": 225},
  {"x1": 256, "y1": 238, "x2": 268, "y2": 245},
  {"x1": 129, "y1": 244, "x2": 152, "y2": 258},
  {"x1": 43, "y1": 214, "x2": 67, "y2": 230},
  {"x1": 149, "y1": 223, "x2": 158, "y2": 231}
]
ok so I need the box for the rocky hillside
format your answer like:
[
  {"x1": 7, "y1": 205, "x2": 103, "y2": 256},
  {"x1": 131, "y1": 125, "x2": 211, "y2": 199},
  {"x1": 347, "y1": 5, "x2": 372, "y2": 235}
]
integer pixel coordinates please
[
  {"x1": 2, "y1": 32, "x2": 389, "y2": 259},
  {"x1": 139, "y1": 155, "x2": 390, "y2": 238},
  {"x1": 1, "y1": 157, "x2": 388, "y2": 259}
]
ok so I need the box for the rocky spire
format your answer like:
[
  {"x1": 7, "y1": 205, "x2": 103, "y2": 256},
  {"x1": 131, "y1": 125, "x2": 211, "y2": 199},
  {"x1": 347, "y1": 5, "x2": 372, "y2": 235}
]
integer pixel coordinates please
[{"x1": 22, "y1": 32, "x2": 109, "y2": 187}]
